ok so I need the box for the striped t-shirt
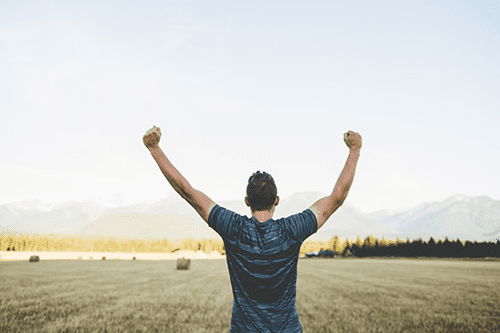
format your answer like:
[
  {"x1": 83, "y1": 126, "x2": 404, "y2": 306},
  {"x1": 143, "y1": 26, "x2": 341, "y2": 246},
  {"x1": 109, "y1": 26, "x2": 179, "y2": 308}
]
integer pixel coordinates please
[{"x1": 208, "y1": 205, "x2": 317, "y2": 333}]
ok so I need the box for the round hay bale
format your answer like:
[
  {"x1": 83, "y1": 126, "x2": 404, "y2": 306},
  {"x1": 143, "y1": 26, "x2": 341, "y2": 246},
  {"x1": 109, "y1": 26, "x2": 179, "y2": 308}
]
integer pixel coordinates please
[
  {"x1": 176, "y1": 257, "x2": 191, "y2": 270},
  {"x1": 89, "y1": 256, "x2": 93, "y2": 260},
  {"x1": 77, "y1": 256, "x2": 83, "y2": 260},
  {"x1": 29, "y1": 255, "x2": 40, "y2": 262}
]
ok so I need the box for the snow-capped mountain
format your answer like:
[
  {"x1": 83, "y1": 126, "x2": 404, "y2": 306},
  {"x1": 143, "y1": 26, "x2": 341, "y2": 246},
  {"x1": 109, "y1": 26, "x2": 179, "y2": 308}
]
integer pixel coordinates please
[
  {"x1": 1, "y1": 193, "x2": 499, "y2": 242},
  {"x1": 370, "y1": 195, "x2": 500, "y2": 242}
]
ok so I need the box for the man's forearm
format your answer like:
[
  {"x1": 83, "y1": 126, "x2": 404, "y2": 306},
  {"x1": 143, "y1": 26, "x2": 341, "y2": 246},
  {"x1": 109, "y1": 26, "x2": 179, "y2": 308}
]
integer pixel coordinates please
[
  {"x1": 148, "y1": 146, "x2": 194, "y2": 200},
  {"x1": 330, "y1": 149, "x2": 360, "y2": 203}
]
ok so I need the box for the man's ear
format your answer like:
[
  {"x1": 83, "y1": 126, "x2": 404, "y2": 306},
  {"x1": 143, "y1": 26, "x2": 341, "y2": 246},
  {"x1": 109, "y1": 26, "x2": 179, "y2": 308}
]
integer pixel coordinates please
[
  {"x1": 245, "y1": 197, "x2": 250, "y2": 207},
  {"x1": 275, "y1": 196, "x2": 280, "y2": 206}
]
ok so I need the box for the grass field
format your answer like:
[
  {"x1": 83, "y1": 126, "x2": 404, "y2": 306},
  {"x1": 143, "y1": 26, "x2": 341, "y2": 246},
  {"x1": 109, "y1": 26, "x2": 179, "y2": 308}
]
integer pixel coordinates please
[{"x1": 1, "y1": 258, "x2": 499, "y2": 333}]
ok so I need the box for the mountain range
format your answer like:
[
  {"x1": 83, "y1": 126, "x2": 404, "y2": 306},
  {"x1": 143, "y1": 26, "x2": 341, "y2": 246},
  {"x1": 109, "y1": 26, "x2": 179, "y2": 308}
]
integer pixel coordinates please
[{"x1": 1, "y1": 193, "x2": 499, "y2": 242}]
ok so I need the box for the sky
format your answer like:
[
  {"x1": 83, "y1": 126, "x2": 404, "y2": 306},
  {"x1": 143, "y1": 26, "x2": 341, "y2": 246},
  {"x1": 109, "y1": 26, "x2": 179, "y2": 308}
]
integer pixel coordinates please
[{"x1": 1, "y1": 0, "x2": 499, "y2": 213}]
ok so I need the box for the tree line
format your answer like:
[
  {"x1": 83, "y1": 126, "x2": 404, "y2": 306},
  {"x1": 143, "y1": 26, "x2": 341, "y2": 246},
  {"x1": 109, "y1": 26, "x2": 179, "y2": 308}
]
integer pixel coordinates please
[
  {"x1": 342, "y1": 236, "x2": 500, "y2": 258},
  {"x1": 0, "y1": 233, "x2": 224, "y2": 254},
  {"x1": 1, "y1": 232, "x2": 499, "y2": 258}
]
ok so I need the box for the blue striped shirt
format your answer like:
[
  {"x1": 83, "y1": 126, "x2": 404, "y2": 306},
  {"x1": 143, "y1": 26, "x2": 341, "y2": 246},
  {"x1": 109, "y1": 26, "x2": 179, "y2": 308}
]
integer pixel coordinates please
[{"x1": 208, "y1": 205, "x2": 317, "y2": 333}]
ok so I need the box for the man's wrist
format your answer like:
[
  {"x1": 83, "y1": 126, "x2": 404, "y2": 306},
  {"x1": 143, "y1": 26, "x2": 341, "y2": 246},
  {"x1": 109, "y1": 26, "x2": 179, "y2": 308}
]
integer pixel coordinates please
[
  {"x1": 148, "y1": 145, "x2": 161, "y2": 153},
  {"x1": 349, "y1": 148, "x2": 361, "y2": 156}
]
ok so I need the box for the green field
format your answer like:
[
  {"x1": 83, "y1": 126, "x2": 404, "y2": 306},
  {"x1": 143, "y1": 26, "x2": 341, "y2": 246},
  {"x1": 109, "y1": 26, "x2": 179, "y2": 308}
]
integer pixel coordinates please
[{"x1": 1, "y1": 258, "x2": 499, "y2": 333}]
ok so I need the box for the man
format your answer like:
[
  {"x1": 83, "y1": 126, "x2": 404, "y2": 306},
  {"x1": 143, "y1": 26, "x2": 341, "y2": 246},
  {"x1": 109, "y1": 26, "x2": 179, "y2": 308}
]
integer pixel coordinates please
[{"x1": 143, "y1": 126, "x2": 362, "y2": 332}]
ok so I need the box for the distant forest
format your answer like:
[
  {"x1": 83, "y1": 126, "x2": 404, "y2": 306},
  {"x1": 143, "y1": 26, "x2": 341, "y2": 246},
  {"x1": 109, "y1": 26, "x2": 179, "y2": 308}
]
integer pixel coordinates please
[
  {"x1": 342, "y1": 236, "x2": 500, "y2": 259},
  {"x1": 1, "y1": 233, "x2": 499, "y2": 258},
  {"x1": 0, "y1": 233, "x2": 224, "y2": 254}
]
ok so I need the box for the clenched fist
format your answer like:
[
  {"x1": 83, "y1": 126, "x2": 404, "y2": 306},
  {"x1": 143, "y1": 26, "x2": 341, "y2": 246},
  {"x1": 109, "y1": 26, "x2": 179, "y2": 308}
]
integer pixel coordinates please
[
  {"x1": 143, "y1": 126, "x2": 161, "y2": 150},
  {"x1": 344, "y1": 130, "x2": 362, "y2": 151}
]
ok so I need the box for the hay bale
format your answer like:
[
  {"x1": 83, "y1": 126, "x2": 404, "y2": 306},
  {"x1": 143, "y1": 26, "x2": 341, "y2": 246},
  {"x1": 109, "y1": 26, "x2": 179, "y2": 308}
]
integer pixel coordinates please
[
  {"x1": 77, "y1": 256, "x2": 83, "y2": 260},
  {"x1": 29, "y1": 255, "x2": 40, "y2": 262},
  {"x1": 89, "y1": 256, "x2": 93, "y2": 260},
  {"x1": 176, "y1": 257, "x2": 191, "y2": 270}
]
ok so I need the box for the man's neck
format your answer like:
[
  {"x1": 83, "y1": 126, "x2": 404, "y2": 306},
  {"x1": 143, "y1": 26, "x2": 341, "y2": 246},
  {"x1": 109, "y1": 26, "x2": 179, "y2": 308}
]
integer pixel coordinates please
[{"x1": 252, "y1": 210, "x2": 274, "y2": 223}]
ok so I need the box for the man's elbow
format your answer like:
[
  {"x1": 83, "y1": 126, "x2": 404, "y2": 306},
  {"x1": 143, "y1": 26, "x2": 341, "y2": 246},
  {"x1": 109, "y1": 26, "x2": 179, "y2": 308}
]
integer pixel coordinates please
[
  {"x1": 330, "y1": 196, "x2": 345, "y2": 210},
  {"x1": 175, "y1": 183, "x2": 195, "y2": 203},
  {"x1": 330, "y1": 188, "x2": 348, "y2": 206},
  {"x1": 324, "y1": 198, "x2": 344, "y2": 219}
]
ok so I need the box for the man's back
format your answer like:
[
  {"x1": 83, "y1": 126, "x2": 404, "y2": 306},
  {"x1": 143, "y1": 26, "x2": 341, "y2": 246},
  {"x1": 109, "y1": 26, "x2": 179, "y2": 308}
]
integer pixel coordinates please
[
  {"x1": 143, "y1": 127, "x2": 361, "y2": 332},
  {"x1": 209, "y1": 205, "x2": 317, "y2": 333}
]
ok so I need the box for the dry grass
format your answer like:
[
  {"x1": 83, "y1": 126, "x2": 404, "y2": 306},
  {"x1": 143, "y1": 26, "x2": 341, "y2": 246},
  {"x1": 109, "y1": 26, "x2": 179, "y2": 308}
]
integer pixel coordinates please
[
  {"x1": 1, "y1": 258, "x2": 499, "y2": 332},
  {"x1": 297, "y1": 258, "x2": 500, "y2": 332}
]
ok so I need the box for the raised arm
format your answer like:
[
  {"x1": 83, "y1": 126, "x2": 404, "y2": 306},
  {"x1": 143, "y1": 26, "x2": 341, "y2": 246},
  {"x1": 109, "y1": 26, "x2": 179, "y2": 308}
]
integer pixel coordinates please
[
  {"x1": 143, "y1": 126, "x2": 216, "y2": 223},
  {"x1": 309, "y1": 130, "x2": 362, "y2": 230}
]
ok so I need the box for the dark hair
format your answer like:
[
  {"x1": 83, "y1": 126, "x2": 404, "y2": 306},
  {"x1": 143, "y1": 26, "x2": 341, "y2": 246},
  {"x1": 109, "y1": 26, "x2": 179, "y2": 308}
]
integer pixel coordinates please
[{"x1": 246, "y1": 171, "x2": 277, "y2": 211}]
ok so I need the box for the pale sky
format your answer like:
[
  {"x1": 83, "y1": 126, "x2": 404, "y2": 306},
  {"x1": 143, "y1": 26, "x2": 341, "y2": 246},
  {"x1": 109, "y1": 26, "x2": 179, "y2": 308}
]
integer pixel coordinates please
[{"x1": 1, "y1": 0, "x2": 499, "y2": 213}]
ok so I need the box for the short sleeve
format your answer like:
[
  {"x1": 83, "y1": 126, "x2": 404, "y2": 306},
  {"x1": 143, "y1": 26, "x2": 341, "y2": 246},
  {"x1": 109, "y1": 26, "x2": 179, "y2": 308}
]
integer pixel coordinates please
[
  {"x1": 280, "y1": 209, "x2": 318, "y2": 244},
  {"x1": 208, "y1": 205, "x2": 242, "y2": 240}
]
